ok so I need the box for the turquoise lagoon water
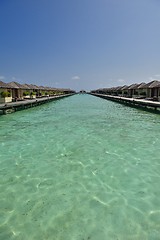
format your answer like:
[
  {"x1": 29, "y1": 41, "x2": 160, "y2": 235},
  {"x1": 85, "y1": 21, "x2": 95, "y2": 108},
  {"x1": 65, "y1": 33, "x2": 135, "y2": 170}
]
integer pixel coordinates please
[{"x1": 0, "y1": 94, "x2": 160, "y2": 240}]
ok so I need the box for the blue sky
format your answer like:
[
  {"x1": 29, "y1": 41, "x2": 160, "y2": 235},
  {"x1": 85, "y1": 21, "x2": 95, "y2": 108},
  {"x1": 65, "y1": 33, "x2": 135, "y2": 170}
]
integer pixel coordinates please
[{"x1": 0, "y1": 0, "x2": 160, "y2": 91}]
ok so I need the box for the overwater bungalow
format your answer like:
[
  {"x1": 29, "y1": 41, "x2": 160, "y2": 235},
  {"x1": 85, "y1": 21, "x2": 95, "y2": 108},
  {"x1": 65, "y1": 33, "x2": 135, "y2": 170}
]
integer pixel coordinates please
[
  {"x1": 109, "y1": 87, "x2": 116, "y2": 95},
  {"x1": 105, "y1": 88, "x2": 112, "y2": 95},
  {"x1": 44, "y1": 86, "x2": 55, "y2": 96},
  {"x1": 38, "y1": 86, "x2": 48, "y2": 97},
  {"x1": 147, "y1": 80, "x2": 160, "y2": 99},
  {"x1": 50, "y1": 87, "x2": 60, "y2": 95},
  {"x1": 121, "y1": 85, "x2": 129, "y2": 97},
  {"x1": 91, "y1": 87, "x2": 120, "y2": 95},
  {"x1": 60, "y1": 88, "x2": 76, "y2": 95},
  {"x1": 99, "y1": 88, "x2": 109, "y2": 94},
  {"x1": 91, "y1": 80, "x2": 160, "y2": 103},
  {"x1": 113, "y1": 86, "x2": 124, "y2": 96},
  {"x1": 127, "y1": 83, "x2": 139, "y2": 97},
  {"x1": 27, "y1": 84, "x2": 51, "y2": 98},
  {"x1": 152, "y1": 82, "x2": 160, "y2": 101},
  {"x1": 79, "y1": 90, "x2": 86, "y2": 93},
  {"x1": 23, "y1": 84, "x2": 39, "y2": 98},
  {"x1": 27, "y1": 84, "x2": 40, "y2": 97},
  {"x1": 138, "y1": 80, "x2": 160, "y2": 99},
  {"x1": 8, "y1": 81, "x2": 28, "y2": 101},
  {"x1": 0, "y1": 81, "x2": 12, "y2": 103},
  {"x1": 18, "y1": 84, "x2": 33, "y2": 99},
  {"x1": 132, "y1": 82, "x2": 146, "y2": 98}
]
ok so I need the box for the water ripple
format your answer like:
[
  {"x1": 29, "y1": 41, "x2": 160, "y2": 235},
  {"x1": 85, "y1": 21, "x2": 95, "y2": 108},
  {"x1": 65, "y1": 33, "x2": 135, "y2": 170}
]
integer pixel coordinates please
[{"x1": 0, "y1": 94, "x2": 160, "y2": 239}]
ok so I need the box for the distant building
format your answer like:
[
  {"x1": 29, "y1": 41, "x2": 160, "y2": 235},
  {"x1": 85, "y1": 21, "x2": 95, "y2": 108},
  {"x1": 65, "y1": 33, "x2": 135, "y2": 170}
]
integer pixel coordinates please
[{"x1": 79, "y1": 90, "x2": 86, "y2": 93}]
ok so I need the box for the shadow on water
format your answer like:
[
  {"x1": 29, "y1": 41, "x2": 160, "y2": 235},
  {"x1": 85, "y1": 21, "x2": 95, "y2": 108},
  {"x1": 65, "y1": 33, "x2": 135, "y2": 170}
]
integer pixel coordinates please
[{"x1": 121, "y1": 102, "x2": 160, "y2": 115}]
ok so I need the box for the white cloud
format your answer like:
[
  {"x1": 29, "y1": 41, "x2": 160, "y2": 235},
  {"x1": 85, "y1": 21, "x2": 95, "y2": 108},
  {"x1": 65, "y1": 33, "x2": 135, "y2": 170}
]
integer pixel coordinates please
[
  {"x1": 149, "y1": 77, "x2": 154, "y2": 81},
  {"x1": 71, "y1": 76, "x2": 80, "y2": 80},
  {"x1": 117, "y1": 79, "x2": 125, "y2": 83},
  {"x1": 149, "y1": 75, "x2": 160, "y2": 81},
  {"x1": 0, "y1": 76, "x2": 5, "y2": 80}
]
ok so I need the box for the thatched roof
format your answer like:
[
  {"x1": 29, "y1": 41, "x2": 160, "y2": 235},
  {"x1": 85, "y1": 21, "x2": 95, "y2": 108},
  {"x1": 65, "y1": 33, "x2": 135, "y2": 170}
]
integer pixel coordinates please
[
  {"x1": 100, "y1": 88, "x2": 109, "y2": 91},
  {"x1": 0, "y1": 80, "x2": 76, "y2": 92},
  {"x1": 8, "y1": 81, "x2": 25, "y2": 89},
  {"x1": 139, "y1": 80, "x2": 160, "y2": 89},
  {"x1": 91, "y1": 80, "x2": 160, "y2": 92},
  {"x1": 22, "y1": 84, "x2": 32, "y2": 89},
  {"x1": 128, "y1": 83, "x2": 138, "y2": 90},
  {"x1": 0, "y1": 81, "x2": 12, "y2": 88},
  {"x1": 28, "y1": 84, "x2": 40, "y2": 90},
  {"x1": 148, "y1": 80, "x2": 160, "y2": 88},
  {"x1": 110, "y1": 87, "x2": 116, "y2": 91},
  {"x1": 135, "y1": 82, "x2": 146, "y2": 89},
  {"x1": 152, "y1": 82, "x2": 160, "y2": 88},
  {"x1": 105, "y1": 87, "x2": 112, "y2": 91},
  {"x1": 23, "y1": 84, "x2": 36, "y2": 89},
  {"x1": 121, "y1": 85, "x2": 129, "y2": 90},
  {"x1": 114, "y1": 86, "x2": 124, "y2": 91}
]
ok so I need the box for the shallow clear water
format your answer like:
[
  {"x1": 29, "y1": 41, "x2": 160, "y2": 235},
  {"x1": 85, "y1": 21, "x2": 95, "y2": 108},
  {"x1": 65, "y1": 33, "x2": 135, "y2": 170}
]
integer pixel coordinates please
[{"x1": 0, "y1": 94, "x2": 160, "y2": 240}]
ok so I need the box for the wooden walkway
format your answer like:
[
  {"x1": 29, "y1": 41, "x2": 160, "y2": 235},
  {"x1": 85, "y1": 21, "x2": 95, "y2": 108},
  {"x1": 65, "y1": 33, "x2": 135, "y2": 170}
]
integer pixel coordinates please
[
  {"x1": 91, "y1": 93, "x2": 160, "y2": 112},
  {"x1": 0, "y1": 94, "x2": 74, "y2": 115}
]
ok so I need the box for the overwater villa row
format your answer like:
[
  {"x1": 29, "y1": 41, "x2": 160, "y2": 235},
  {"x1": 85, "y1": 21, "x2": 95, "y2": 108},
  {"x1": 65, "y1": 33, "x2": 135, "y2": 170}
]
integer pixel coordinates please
[
  {"x1": 0, "y1": 81, "x2": 75, "y2": 104},
  {"x1": 91, "y1": 80, "x2": 160, "y2": 101}
]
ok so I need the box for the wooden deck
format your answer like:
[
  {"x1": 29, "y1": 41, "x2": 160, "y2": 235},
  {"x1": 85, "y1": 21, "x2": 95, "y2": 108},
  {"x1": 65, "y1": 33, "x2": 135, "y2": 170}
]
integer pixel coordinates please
[
  {"x1": 90, "y1": 93, "x2": 160, "y2": 112},
  {"x1": 0, "y1": 94, "x2": 74, "y2": 115}
]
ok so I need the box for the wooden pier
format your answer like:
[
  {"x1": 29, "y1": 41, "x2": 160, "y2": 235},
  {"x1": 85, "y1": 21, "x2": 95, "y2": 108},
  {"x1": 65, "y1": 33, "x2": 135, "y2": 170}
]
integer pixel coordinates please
[
  {"x1": 90, "y1": 93, "x2": 160, "y2": 112},
  {"x1": 0, "y1": 93, "x2": 74, "y2": 115}
]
